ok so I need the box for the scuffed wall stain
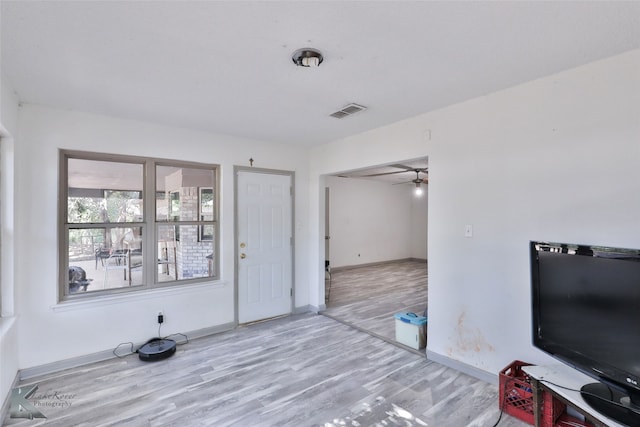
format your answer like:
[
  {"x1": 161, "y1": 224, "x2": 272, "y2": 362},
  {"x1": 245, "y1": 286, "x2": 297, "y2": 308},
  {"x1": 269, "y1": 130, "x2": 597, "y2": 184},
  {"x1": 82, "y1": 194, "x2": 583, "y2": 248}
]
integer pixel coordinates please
[{"x1": 454, "y1": 310, "x2": 495, "y2": 354}]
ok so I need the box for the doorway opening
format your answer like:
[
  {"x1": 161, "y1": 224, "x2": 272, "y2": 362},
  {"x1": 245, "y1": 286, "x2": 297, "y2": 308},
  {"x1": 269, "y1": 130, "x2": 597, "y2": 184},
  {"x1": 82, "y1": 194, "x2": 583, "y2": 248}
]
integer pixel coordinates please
[{"x1": 321, "y1": 158, "x2": 428, "y2": 346}]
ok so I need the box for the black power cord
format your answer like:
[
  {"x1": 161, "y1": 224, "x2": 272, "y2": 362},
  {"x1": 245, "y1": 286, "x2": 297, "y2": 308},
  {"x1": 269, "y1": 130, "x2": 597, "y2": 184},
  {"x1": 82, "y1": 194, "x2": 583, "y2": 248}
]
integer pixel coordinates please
[
  {"x1": 113, "y1": 342, "x2": 135, "y2": 358},
  {"x1": 157, "y1": 312, "x2": 164, "y2": 338},
  {"x1": 492, "y1": 374, "x2": 511, "y2": 427},
  {"x1": 111, "y1": 311, "x2": 189, "y2": 358},
  {"x1": 163, "y1": 332, "x2": 189, "y2": 345}
]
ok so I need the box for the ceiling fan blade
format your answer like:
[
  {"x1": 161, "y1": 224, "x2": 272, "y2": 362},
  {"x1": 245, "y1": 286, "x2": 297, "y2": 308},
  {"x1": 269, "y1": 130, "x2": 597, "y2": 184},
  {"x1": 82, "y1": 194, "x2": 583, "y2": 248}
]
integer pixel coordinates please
[
  {"x1": 389, "y1": 164, "x2": 428, "y2": 173},
  {"x1": 359, "y1": 170, "x2": 411, "y2": 177},
  {"x1": 392, "y1": 180, "x2": 415, "y2": 185},
  {"x1": 360, "y1": 167, "x2": 428, "y2": 177},
  {"x1": 388, "y1": 164, "x2": 414, "y2": 171}
]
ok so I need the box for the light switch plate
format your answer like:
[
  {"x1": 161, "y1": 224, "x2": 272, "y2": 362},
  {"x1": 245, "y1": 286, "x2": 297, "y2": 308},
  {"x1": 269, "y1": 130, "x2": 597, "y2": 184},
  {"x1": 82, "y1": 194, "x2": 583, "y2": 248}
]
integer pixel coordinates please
[{"x1": 465, "y1": 224, "x2": 473, "y2": 238}]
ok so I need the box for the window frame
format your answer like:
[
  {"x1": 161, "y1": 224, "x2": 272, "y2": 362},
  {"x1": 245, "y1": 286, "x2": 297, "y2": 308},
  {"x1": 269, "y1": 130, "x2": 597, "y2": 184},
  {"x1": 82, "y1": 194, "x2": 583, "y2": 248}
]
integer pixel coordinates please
[
  {"x1": 59, "y1": 150, "x2": 219, "y2": 301},
  {"x1": 198, "y1": 187, "x2": 215, "y2": 242}
]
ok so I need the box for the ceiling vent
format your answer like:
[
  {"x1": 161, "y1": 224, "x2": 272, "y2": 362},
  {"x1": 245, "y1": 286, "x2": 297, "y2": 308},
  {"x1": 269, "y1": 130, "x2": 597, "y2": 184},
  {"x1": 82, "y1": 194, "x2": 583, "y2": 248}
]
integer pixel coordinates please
[{"x1": 330, "y1": 103, "x2": 367, "y2": 119}]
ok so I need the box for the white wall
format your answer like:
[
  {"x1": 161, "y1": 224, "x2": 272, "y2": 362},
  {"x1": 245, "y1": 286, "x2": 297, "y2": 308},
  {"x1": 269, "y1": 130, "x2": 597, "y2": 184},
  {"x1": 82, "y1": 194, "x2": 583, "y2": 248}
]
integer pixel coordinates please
[
  {"x1": 310, "y1": 49, "x2": 640, "y2": 377},
  {"x1": 13, "y1": 104, "x2": 311, "y2": 369},
  {"x1": 0, "y1": 79, "x2": 18, "y2": 138},
  {"x1": 410, "y1": 188, "x2": 428, "y2": 260},
  {"x1": 0, "y1": 73, "x2": 20, "y2": 411},
  {"x1": 326, "y1": 176, "x2": 428, "y2": 268},
  {"x1": 326, "y1": 176, "x2": 409, "y2": 267}
]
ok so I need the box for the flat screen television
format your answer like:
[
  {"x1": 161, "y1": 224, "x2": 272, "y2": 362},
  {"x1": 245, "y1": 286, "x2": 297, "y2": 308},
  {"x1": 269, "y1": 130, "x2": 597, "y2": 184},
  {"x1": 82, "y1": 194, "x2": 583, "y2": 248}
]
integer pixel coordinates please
[{"x1": 530, "y1": 241, "x2": 640, "y2": 426}]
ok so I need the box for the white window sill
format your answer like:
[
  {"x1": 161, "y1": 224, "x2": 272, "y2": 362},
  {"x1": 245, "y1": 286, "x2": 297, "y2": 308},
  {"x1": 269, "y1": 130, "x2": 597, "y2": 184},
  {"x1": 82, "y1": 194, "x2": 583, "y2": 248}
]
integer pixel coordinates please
[{"x1": 51, "y1": 280, "x2": 228, "y2": 313}]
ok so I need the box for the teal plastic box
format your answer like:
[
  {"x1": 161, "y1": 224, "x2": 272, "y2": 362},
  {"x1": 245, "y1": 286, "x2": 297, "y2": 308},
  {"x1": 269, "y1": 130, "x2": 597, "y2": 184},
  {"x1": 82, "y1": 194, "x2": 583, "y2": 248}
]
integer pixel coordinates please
[{"x1": 393, "y1": 312, "x2": 427, "y2": 349}]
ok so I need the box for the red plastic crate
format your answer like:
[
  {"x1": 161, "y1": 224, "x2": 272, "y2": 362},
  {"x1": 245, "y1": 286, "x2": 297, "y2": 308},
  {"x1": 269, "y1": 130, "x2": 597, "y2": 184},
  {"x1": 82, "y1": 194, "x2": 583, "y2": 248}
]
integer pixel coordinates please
[
  {"x1": 499, "y1": 360, "x2": 565, "y2": 426},
  {"x1": 554, "y1": 413, "x2": 595, "y2": 427},
  {"x1": 542, "y1": 390, "x2": 566, "y2": 427}
]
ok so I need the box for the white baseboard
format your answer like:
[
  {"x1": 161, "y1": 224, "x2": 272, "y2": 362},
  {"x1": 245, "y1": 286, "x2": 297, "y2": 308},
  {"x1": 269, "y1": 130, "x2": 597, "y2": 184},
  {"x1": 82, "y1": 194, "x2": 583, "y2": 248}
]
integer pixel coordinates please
[
  {"x1": 19, "y1": 308, "x2": 331, "y2": 380},
  {"x1": 426, "y1": 350, "x2": 498, "y2": 385},
  {"x1": 19, "y1": 322, "x2": 236, "y2": 380}
]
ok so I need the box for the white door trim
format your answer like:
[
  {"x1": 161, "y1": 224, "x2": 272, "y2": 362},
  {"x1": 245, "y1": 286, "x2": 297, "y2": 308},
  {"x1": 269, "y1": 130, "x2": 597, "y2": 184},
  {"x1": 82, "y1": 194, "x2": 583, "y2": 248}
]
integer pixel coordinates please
[{"x1": 234, "y1": 166, "x2": 295, "y2": 324}]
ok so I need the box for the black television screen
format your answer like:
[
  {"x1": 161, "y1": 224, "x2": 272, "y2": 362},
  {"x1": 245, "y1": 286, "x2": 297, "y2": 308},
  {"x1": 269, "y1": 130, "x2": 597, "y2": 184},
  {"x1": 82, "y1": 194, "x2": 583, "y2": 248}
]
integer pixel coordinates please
[{"x1": 530, "y1": 241, "x2": 640, "y2": 426}]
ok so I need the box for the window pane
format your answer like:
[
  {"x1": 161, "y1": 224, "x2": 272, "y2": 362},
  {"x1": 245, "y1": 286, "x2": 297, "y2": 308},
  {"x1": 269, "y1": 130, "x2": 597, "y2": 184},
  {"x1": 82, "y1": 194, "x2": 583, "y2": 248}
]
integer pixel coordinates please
[
  {"x1": 68, "y1": 227, "x2": 143, "y2": 293},
  {"x1": 156, "y1": 166, "x2": 215, "y2": 222},
  {"x1": 68, "y1": 158, "x2": 143, "y2": 223},
  {"x1": 200, "y1": 224, "x2": 214, "y2": 242},
  {"x1": 157, "y1": 225, "x2": 214, "y2": 282},
  {"x1": 170, "y1": 191, "x2": 180, "y2": 222},
  {"x1": 199, "y1": 188, "x2": 215, "y2": 241},
  {"x1": 200, "y1": 188, "x2": 214, "y2": 221}
]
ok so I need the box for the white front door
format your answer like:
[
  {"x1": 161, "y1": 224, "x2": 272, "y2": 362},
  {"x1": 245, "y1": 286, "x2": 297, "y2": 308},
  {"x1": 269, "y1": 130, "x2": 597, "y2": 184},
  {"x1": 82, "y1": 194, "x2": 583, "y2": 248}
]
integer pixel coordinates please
[{"x1": 237, "y1": 170, "x2": 293, "y2": 324}]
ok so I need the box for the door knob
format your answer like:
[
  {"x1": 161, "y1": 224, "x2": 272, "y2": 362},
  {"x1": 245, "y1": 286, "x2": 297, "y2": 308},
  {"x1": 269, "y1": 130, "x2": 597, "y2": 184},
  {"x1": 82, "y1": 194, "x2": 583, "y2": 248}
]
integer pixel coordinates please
[{"x1": 240, "y1": 253, "x2": 246, "y2": 259}]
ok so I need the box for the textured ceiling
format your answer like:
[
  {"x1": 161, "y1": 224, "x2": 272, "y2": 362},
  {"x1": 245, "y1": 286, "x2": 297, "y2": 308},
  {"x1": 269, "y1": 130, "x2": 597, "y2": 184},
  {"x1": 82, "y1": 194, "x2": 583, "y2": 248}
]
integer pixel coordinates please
[{"x1": 2, "y1": 1, "x2": 639, "y2": 147}]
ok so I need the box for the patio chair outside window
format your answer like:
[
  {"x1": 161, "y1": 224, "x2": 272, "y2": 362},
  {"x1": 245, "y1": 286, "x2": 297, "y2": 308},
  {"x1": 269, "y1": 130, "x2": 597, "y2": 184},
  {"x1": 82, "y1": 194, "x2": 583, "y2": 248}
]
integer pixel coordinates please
[{"x1": 103, "y1": 249, "x2": 128, "y2": 284}]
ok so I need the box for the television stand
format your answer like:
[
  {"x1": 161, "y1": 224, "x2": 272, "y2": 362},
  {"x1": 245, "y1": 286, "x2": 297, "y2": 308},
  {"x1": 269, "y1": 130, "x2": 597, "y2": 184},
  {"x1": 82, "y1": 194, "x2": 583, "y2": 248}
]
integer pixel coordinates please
[{"x1": 522, "y1": 364, "x2": 626, "y2": 427}]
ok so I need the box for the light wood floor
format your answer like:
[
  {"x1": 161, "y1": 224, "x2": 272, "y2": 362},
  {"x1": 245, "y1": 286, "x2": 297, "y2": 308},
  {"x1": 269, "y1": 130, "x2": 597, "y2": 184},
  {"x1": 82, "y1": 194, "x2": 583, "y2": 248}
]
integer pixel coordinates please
[
  {"x1": 323, "y1": 259, "x2": 428, "y2": 346},
  {"x1": 3, "y1": 313, "x2": 527, "y2": 427}
]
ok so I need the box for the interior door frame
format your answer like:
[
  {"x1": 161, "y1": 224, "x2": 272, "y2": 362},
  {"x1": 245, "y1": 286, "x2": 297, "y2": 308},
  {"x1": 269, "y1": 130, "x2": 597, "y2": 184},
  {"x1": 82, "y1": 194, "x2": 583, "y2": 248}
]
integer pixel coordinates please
[
  {"x1": 233, "y1": 166, "x2": 295, "y2": 324},
  {"x1": 325, "y1": 186, "x2": 330, "y2": 265}
]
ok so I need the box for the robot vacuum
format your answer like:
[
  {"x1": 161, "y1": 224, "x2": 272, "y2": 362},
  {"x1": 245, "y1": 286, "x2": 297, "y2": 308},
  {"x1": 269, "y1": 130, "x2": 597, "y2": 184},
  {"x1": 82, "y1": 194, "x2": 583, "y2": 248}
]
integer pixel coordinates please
[{"x1": 138, "y1": 338, "x2": 176, "y2": 361}]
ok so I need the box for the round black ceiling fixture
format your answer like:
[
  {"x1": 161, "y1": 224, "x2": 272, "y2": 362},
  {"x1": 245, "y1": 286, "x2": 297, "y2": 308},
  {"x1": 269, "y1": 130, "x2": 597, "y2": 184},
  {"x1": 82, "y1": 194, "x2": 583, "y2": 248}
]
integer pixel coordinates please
[{"x1": 291, "y1": 48, "x2": 323, "y2": 67}]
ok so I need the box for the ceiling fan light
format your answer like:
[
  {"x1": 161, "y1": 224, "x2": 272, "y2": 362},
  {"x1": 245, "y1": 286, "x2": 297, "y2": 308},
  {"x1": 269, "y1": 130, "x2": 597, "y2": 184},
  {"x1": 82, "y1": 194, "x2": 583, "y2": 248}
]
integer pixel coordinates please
[{"x1": 415, "y1": 183, "x2": 423, "y2": 196}]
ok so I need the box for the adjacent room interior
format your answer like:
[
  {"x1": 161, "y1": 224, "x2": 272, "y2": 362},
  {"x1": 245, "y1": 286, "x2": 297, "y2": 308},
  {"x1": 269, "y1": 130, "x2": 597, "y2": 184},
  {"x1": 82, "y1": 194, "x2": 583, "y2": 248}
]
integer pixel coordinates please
[{"x1": 322, "y1": 159, "x2": 429, "y2": 345}]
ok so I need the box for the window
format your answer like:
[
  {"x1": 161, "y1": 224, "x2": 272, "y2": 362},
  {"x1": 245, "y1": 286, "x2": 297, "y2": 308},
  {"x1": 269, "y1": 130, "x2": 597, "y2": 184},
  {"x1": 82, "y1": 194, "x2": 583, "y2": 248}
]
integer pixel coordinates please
[{"x1": 61, "y1": 151, "x2": 218, "y2": 300}]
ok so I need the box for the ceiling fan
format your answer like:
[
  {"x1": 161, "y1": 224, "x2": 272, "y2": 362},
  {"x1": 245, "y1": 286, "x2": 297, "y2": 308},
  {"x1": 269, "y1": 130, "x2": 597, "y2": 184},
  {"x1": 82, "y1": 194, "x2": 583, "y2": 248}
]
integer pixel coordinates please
[
  {"x1": 393, "y1": 169, "x2": 428, "y2": 195},
  {"x1": 360, "y1": 164, "x2": 428, "y2": 195},
  {"x1": 392, "y1": 169, "x2": 428, "y2": 186}
]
